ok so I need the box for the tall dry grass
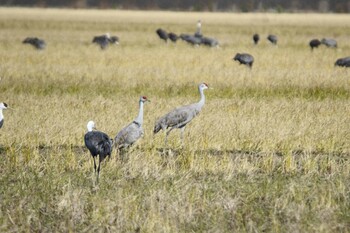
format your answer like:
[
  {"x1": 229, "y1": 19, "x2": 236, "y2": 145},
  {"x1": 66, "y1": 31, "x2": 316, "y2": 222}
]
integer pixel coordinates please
[{"x1": 0, "y1": 8, "x2": 349, "y2": 232}]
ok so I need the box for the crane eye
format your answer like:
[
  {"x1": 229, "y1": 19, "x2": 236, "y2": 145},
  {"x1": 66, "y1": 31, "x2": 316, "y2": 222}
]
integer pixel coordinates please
[{"x1": 3, "y1": 103, "x2": 7, "y2": 107}]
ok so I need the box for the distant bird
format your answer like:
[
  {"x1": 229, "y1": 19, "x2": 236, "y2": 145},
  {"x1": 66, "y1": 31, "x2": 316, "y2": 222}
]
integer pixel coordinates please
[
  {"x1": 309, "y1": 39, "x2": 321, "y2": 50},
  {"x1": 22, "y1": 37, "x2": 46, "y2": 50},
  {"x1": 92, "y1": 33, "x2": 119, "y2": 49},
  {"x1": 154, "y1": 83, "x2": 209, "y2": 147},
  {"x1": 253, "y1": 34, "x2": 260, "y2": 45},
  {"x1": 201, "y1": 37, "x2": 219, "y2": 47},
  {"x1": 233, "y1": 53, "x2": 254, "y2": 68},
  {"x1": 115, "y1": 96, "x2": 150, "y2": 151},
  {"x1": 168, "y1": 32, "x2": 179, "y2": 43},
  {"x1": 267, "y1": 34, "x2": 278, "y2": 45},
  {"x1": 156, "y1": 28, "x2": 169, "y2": 43},
  {"x1": 0, "y1": 102, "x2": 8, "y2": 129},
  {"x1": 321, "y1": 38, "x2": 337, "y2": 48},
  {"x1": 180, "y1": 34, "x2": 202, "y2": 46},
  {"x1": 194, "y1": 20, "x2": 203, "y2": 38},
  {"x1": 335, "y1": 56, "x2": 350, "y2": 67},
  {"x1": 84, "y1": 121, "x2": 113, "y2": 180}
]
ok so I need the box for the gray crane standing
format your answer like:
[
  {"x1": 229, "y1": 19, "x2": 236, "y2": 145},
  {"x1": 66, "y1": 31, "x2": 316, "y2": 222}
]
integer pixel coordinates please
[
  {"x1": 0, "y1": 102, "x2": 8, "y2": 129},
  {"x1": 154, "y1": 83, "x2": 209, "y2": 147},
  {"x1": 114, "y1": 96, "x2": 150, "y2": 151},
  {"x1": 84, "y1": 121, "x2": 113, "y2": 181}
]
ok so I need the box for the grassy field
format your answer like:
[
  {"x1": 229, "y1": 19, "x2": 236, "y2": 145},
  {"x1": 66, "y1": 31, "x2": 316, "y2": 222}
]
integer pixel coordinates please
[{"x1": 0, "y1": 7, "x2": 349, "y2": 232}]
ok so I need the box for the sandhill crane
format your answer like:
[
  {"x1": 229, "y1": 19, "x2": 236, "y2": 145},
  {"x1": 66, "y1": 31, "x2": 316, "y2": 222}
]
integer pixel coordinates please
[
  {"x1": 233, "y1": 53, "x2": 254, "y2": 68},
  {"x1": 180, "y1": 34, "x2": 202, "y2": 46},
  {"x1": 156, "y1": 29, "x2": 169, "y2": 43},
  {"x1": 84, "y1": 121, "x2": 113, "y2": 181},
  {"x1": 335, "y1": 56, "x2": 350, "y2": 67},
  {"x1": 253, "y1": 34, "x2": 260, "y2": 45},
  {"x1": 309, "y1": 39, "x2": 321, "y2": 50},
  {"x1": 92, "y1": 33, "x2": 118, "y2": 49},
  {"x1": 22, "y1": 37, "x2": 46, "y2": 50},
  {"x1": 168, "y1": 32, "x2": 179, "y2": 43},
  {"x1": 115, "y1": 96, "x2": 150, "y2": 151},
  {"x1": 201, "y1": 37, "x2": 219, "y2": 47},
  {"x1": 267, "y1": 34, "x2": 278, "y2": 45},
  {"x1": 154, "y1": 83, "x2": 209, "y2": 147},
  {"x1": 321, "y1": 38, "x2": 337, "y2": 48},
  {"x1": 194, "y1": 20, "x2": 203, "y2": 38},
  {"x1": 0, "y1": 102, "x2": 8, "y2": 129}
]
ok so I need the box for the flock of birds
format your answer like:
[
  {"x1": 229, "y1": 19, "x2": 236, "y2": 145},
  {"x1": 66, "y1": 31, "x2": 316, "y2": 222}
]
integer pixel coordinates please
[
  {"x1": 0, "y1": 83, "x2": 209, "y2": 180},
  {"x1": 84, "y1": 83, "x2": 209, "y2": 179},
  {"x1": 2, "y1": 20, "x2": 349, "y2": 180},
  {"x1": 21, "y1": 19, "x2": 349, "y2": 68}
]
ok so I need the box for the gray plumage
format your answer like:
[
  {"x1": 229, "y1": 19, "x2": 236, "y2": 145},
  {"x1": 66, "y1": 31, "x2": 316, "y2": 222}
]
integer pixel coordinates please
[
  {"x1": 253, "y1": 34, "x2": 260, "y2": 45},
  {"x1": 180, "y1": 34, "x2": 202, "y2": 46},
  {"x1": 22, "y1": 37, "x2": 46, "y2": 50},
  {"x1": 154, "y1": 83, "x2": 209, "y2": 146},
  {"x1": 84, "y1": 121, "x2": 113, "y2": 180},
  {"x1": 92, "y1": 33, "x2": 118, "y2": 49},
  {"x1": 309, "y1": 39, "x2": 321, "y2": 50},
  {"x1": 321, "y1": 38, "x2": 337, "y2": 48},
  {"x1": 115, "y1": 96, "x2": 149, "y2": 150},
  {"x1": 168, "y1": 32, "x2": 179, "y2": 42},
  {"x1": 201, "y1": 37, "x2": 219, "y2": 47},
  {"x1": 267, "y1": 34, "x2": 278, "y2": 45},
  {"x1": 335, "y1": 56, "x2": 350, "y2": 67},
  {"x1": 156, "y1": 28, "x2": 169, "y2": 42},
  {"x1": 233, "y1": 53, "x2": 254, "y2": 68},
  {"x1": 0, "y1": 102, "x2": 8, "y2": 129}
]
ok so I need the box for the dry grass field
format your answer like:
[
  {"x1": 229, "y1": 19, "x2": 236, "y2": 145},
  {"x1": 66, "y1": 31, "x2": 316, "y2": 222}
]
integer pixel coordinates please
[{"x1": 0, "y1": 7, "x2": 349, "y2": 232}]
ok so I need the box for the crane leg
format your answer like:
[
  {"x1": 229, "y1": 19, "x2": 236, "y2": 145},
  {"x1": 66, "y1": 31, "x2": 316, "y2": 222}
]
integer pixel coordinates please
[
  {"x1": 93, "y1": 157, "x2": 97, "y2": 174},
  {"x1": 165, "y1": 128, "x2": 174, "y2": 147},
  {"x1": 180, "y1": 127, "x2": 185, "y2": 147},
  {"x1": 96, "y1": 156, "x2": 101, "y2": 182}
]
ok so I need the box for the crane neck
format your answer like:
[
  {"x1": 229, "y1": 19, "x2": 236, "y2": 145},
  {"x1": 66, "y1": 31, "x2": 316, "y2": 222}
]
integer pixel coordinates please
[
  {"x1": 134, "y1": 100, "x2": 144, "y2": 126},
  {"x1": 0, "y1": 109, "x2": 3, "y2": 121},
  {"x1": 197, "y1": 87, "x2": 206, "y2": 109}
]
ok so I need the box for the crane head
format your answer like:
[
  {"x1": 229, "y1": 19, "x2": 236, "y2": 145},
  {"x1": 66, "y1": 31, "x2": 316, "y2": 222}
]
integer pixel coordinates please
[
  {"x1": 200, "y1": 83, "x2": 209, "y2": 90},
  {"x1": 0, "y1": 102, "x2": 8, "y2": 110},
  {"x1": 140, "y1": 96, "x2": 150, "y2": 103},
  {"x1": 87, "y1": 121, "x2": 96, "y2": 132}
]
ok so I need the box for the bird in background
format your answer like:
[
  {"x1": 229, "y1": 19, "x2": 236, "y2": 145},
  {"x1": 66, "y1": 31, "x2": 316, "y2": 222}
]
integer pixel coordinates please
[
  {"x1": 194, "y1": 20, "x2": 203, "y2": 38},
  {"x1": 253, "y1": 34, "x2": 260, "y2": 45},
  {"x1": 233, "y1": 53, "x2": 254, "y2": 68},
  {"x1": 0, "y1": 102, "x2": 8, "y2": 129},
  {"x1": 22, "y1": 37, "x2": 46, "y2": 50},
  {"x1": 267, "y1": 34, "x2": 278, "y2": 45},
  {"x1": 114, "y1": 96, "x2": 150, "y2": 153},
  {"x1": 335, "y1": 56, "x2": 350, "y2": 67},
  {"x1": 156, "y1": 28, "x2": 169, "y2": 43},
  {"x1": 154, "y1": 83, "x2": 209, "y2": 147},
  {"x1": 321, "y1": 38, "x2": 337, "y2": 48},
  {"x1": 309, "y1": 39, "x2": 321, "y2": 50},
  {"x1": 84, "y1": 121, "x2": 113, "y2": 181},
  {"x1": 92, "y1": 33, "x2": 119, "y2": 49}
]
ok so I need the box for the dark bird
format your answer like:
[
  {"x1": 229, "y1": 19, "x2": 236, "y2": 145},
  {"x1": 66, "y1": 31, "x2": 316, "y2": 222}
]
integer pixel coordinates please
[
  {"x1": 309, "y1": 39, "x2": 321, "y2": 50},
  {"x1": 253, "y1": 34, "x2": 260, "y2": 45},
  {"x1": 168, "y1": 32, "x2": 179, "y2": 43},
  {"x1": 154, "y1": 83, "x2": 209, "y2": 147},
  {"x1": 180, "y1": 34, "x2": 202, "y2": 46},
  {"x1": 115, "y1": 96, "x2": 150, "y2": 151},
  {"x1": 22, "y1": 37, "x2": 46, "y2": 50},
  {"x1": 84, "y1": 121, "x2": 113, "y2": 180},
  {"x1": 0, "y1": 102, "x2": 8, "y2": 129},
  {"x1": 194, "y1": 20, "x2": 203, "y2": 38},
  {"x1": 321, "y1": 38, "x2": 337, "y2": 48},
  {"x1": 233, "y1": 53, "x2": 254, "y2": 68},
  {"x1": 201, "y1": 37, "x2": 219, "y2": 47},
  {"x1": 156, "y1": 28, "x2": 169, "y2": 43},
  {"x1": 335, "y1": 56, "x2": 350, "y2": 67},
  {"x1": 92, "y1": 33, "x2": 118, "y2": 49},
  {"x1": 267, "y1": 34, "x2": 278, "y2": 45}
]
